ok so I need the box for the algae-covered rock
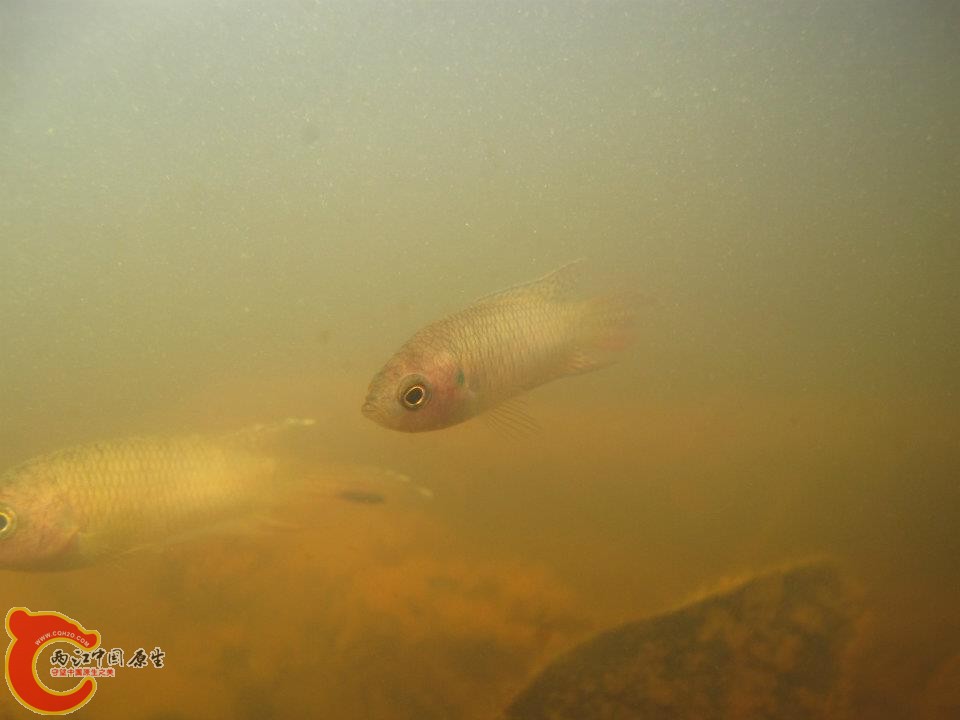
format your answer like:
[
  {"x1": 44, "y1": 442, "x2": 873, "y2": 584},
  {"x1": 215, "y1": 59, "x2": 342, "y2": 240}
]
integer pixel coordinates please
[{"x1": 505, "y1": 561, "x2": 858, "y2": 720}]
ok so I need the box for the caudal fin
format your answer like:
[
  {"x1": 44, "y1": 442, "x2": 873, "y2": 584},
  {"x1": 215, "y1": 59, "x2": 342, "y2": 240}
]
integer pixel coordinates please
[{"x1": 565, "y1": 292, "x2": 641, "y2": 374}]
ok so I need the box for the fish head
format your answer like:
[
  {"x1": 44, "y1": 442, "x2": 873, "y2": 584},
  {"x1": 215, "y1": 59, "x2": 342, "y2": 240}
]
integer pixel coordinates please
[
  {"x1": 362, "y1": 347, "x2": 472, "y2": 432},
  {"x1": 0, "y1": 467, "x2": 82, "y2": 571}
]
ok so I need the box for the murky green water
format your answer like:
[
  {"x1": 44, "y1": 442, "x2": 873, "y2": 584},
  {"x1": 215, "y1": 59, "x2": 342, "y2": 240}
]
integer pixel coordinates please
[{"x1": 1, "y1": 2, "x2": 957, "y2": 718}]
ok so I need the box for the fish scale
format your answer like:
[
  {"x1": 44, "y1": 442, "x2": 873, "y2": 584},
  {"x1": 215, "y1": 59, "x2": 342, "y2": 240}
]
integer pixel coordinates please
[
  {"x1": 0, "y1": 431, "x2": 281, "y2": 571},
  {"x1": 0, "y1": 419, "x2": 431, "y2": 571},
  {"x1": 363, "y1": 261, "x2": 636, "y2": 433}
]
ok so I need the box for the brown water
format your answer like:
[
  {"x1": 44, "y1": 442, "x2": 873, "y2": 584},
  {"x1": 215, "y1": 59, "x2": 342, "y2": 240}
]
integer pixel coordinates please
[{"x1": 1, "y1": 2, "x2": 958, "y2": 718}]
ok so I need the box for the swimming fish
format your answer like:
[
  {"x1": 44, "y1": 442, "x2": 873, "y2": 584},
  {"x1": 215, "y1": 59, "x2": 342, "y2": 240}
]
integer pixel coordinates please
[
  {"x1": 0, "y1": 420, "x2": 425, "y2": 571},
  {"x1": 362, "y1": 261, "x2": 636, "y2": 432}
]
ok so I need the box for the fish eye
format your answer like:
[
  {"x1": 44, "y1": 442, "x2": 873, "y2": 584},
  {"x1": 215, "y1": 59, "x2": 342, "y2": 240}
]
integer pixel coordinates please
[
  {"x1": 401, "y1": 384, "x2": 427, "y2": 409},
  {"x1": 0, "y1": 507, "x2": 15, "y2": 539}
]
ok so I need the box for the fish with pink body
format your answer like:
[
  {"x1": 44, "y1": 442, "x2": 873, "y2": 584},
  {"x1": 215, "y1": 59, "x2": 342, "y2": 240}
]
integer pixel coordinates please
[{"x1": 362, "y1": 262, "x2": 636, "y2": 433}]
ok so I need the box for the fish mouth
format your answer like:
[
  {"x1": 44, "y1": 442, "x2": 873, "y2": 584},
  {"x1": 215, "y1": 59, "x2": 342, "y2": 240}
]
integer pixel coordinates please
[{"x1": 361, "y1": 399, "x2": 381, "y2": 420}]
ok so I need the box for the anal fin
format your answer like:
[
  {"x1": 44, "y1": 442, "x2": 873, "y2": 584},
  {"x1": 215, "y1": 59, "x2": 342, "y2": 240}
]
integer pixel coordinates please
[{"x1": 485, "y1": 398, "x2": 541, "y2": 437}]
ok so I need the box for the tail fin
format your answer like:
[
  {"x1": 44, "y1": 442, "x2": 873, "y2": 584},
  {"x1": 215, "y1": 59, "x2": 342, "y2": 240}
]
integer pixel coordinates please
[{"x1": 565, "y1": 292, "x2": 640, "y2": 374}]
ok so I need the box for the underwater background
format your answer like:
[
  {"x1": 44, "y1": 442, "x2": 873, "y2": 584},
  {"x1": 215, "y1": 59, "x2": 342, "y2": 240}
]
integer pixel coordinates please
[{"x1": 1, "y1": 1, "x2": 958, "y2": 718}]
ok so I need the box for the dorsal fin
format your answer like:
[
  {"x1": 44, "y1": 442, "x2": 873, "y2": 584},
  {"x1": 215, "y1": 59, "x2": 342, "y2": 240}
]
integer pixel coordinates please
[
  {"x1": 224, "y1": 418, "x2": 315, "y2": 448},
  {"x1": 473, "y1": 259, "x2": 585, "y2": 306}
]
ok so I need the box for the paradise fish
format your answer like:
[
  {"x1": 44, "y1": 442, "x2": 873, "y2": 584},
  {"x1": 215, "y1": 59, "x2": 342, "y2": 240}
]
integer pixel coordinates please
[
  {"x1": 0, "y1": 419, "x2": 426, "y2": 571},
  {"x1": 362, "y1": 261, "x2": 636, "y2": 433}
]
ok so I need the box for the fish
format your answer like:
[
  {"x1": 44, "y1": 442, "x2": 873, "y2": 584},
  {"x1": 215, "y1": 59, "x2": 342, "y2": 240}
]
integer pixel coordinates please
[
  {"x1": 362, "y1": 261, "x2": 636, "y2": 432},
  {"x1": 0, "y1": 419, "x2": 426, "y2": 571}
]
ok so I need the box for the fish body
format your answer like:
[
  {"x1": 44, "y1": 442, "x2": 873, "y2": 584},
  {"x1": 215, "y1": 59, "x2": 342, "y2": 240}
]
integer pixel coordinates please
[
  {"x1": 362, "y1": 262, "x2": 635, "y2": 432},
  {"x1": 0, "y1": 421, "x2": 310, "y2": 570}
]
